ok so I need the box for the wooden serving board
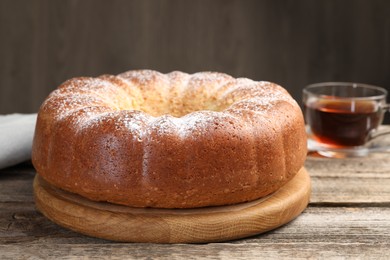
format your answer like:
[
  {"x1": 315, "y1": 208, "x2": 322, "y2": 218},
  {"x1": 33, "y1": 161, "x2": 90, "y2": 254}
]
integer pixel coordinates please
[{"x1": 33, "y1": 168, "x2": 311, "y2": 243}]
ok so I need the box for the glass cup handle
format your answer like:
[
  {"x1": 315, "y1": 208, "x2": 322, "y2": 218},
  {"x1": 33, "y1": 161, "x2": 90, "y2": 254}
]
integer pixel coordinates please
[
  {"x1": 367, "y1": 103, "x2": 390, "y2": 142},
  {"x1": 383, "y1": 104, "x2": 390, "y2": 112}
]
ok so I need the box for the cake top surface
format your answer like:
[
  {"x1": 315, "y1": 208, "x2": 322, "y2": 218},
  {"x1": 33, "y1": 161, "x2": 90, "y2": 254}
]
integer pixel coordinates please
[
  {"x1": 42, "y1": 70, "x2": 295, "y2": 121},
  {"x1": 38, "y1": 70, "x2": 299, "y2": 139}
]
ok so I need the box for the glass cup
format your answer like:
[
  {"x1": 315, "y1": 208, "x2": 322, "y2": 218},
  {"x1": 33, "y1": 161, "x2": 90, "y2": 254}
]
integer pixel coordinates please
[{"x1": 303, "y1": 82, "x2": 390, "y2": 158}]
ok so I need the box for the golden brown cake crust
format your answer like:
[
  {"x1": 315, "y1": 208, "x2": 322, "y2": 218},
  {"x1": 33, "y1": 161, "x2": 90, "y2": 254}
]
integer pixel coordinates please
[{"x1": 32, "y1": 70, "x2": 307, "y2": 208}]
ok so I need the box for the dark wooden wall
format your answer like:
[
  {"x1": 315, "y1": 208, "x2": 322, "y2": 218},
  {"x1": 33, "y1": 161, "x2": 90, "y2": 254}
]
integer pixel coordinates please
[{"x1": 1, "y1": 0, "x2": 389, "y2": 115}]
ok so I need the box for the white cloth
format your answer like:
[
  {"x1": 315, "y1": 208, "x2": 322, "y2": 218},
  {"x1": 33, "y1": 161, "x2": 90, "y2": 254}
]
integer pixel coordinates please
[{"x1": 0, "y1": 114, "x2": 37, "y2": 169}]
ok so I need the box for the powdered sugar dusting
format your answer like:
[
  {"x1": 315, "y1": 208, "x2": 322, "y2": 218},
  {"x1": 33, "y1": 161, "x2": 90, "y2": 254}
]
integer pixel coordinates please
[
  {"x1": 42, "y1": 92, "x2": 114, "y2": 122},
  {"x1": 118, "y1": 70, "x2": 168, "y2": 86},
  {"x1": 75, "y1": 111, "x2": 113, "y2": 132},
  {"x1": 228, "y1": 97, "x2": 279, "y2": 113},
  {"x1": 40, "y1": 70, "x2": 297, "y2": 142},
  {"x1": 125, "y1": 111, "x2": 224, "y2": 140},
  {"x1": 166, "y1": 71, "x2": 191, "y2": 98},
  {"x1": 173, "y1": 111, "x2": 237, "y2": 138},
  {"x1": 223, "y1": 79, "x2": 290, "y2": 101},
  {"x1": 187, "y1": 72, "x2": 234, "y2": 94},
  {"x1": 116, "y1": 111, "x2": 153, "y2": 141},
  {"x1": 190, "y1": 71, "x2": 234, "y2": 84},
  {"x1": 42, "y1": 76, "x2": 143, "y2": 126}
]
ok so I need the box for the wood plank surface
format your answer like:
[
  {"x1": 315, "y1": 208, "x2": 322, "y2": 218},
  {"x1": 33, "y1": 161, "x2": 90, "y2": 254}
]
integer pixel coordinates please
[
  {"x1": 0, "y1": 205, "x2": 389, "y2": 259},
  {"x1": 305, "y1": 153, "x2": 390, "y2": 205}
]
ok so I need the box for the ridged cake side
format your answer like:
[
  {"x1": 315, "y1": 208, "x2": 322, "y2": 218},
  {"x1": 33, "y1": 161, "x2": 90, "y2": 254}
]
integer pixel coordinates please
[{"x1": 32, "y1": 70, "x2": 307, "y2": 208}]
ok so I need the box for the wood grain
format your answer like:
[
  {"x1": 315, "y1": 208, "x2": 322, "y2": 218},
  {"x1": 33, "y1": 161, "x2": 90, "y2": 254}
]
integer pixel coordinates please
[
  {"x1": 305, "y1": 153, "x2": 390, "y2": 205},
  {"x1": 1, "y1": 0, "x2": 389, "y2": 122},
  {"x1": 1, "y1": 206, "x2": 389, "y2": 259}
]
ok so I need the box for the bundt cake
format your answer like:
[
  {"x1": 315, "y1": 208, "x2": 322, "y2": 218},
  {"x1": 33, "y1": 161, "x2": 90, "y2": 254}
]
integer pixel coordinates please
[{"x1": 32, "y1": 70, "x2": 307, "y2": 208}]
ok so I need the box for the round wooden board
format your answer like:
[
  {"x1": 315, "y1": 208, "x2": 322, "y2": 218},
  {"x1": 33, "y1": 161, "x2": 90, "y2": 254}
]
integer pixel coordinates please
[{"x1": 33, "y1": 168, "x2": 311, "y2": 243}]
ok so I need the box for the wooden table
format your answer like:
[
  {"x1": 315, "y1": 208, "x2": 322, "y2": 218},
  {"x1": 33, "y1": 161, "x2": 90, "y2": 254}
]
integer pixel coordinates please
[{"x1": 1, "y1": 151, "x2": 389, "y2": 259}]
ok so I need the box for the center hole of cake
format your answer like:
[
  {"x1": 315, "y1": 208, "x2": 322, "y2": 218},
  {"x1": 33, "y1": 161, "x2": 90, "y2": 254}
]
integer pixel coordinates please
[{"x1": 125, "y1": 95, "x2": 228, "y2": 117}]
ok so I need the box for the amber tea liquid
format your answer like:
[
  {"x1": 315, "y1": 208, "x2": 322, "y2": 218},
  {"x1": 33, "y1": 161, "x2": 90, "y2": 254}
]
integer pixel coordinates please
[{"x1": 305, "y1": 99, "x2": 382, "y2": 147}]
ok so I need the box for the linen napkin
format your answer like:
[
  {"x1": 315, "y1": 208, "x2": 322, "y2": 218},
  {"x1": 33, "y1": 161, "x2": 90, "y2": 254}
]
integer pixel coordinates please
[{"x1": 0, "y1": 113, "x2": 37, "y2": 169}]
